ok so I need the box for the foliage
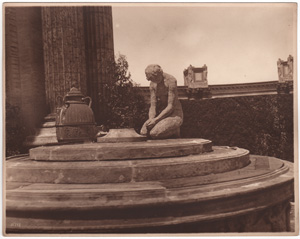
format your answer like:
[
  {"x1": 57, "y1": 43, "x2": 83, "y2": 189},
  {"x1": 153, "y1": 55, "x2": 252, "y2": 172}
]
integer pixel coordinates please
[
  {"x1": 180, "y1": 94, "x2": 294, "y2": 162},
  {"x1": 102, "y1": 54, "x2": 148, "y2": 132},
  {"x1": 6, "y1": 103, "x2": 27, "y2": 157}
]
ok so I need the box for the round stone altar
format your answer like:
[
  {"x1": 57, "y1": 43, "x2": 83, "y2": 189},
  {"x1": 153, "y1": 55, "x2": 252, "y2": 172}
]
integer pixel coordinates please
[{"x1": 5, "y1": 137, "x2": 294, "y2": 233}]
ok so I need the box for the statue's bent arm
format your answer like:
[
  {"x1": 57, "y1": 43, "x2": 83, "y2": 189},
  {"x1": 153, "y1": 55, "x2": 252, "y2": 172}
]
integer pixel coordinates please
[
  {"x1": 149, "y1": 85, "x2": 157, "y2": 119},
  {"x1": 154, "y1": 81, "x2": 176, "y2": 123}
]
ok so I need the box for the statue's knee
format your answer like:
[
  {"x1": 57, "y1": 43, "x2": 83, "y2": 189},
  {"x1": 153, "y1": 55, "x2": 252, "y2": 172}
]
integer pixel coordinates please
[
  {"x1": 150, "y1": 125, "x2": 170, "y2": 139},
  {"x1": 149, "y1": 127, "x2": 170, "y2": 139},
  {"x1": 149, "y1": 129, "x2": 160, "y2": 139},
  {"x1": 150, "y1": 125, "x2": 180, "y2": 139}
]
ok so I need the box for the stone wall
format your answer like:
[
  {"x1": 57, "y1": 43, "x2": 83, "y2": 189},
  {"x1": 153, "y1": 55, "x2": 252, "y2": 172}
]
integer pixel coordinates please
[
  {"x1": 180, "y1": 94, "x2": 294, "y2": 162},
  {"x1": 137, "y1": 81, "x2": 280, "y2": 103}
]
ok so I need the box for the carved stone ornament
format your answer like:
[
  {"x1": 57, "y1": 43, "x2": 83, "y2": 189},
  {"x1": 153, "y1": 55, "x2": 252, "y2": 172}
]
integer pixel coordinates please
[
  {"x1": 184, "y1": 64, "x2": 208, "y2": 89},
  {"x1": 277, "y1": 55, "x2": 293, "y2": 83}
]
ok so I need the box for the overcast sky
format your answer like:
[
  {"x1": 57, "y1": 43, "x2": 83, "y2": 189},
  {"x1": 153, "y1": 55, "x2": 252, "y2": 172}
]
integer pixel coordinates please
[{"x1": 112, "y1": 3, "x2": 296, "y2": 86}]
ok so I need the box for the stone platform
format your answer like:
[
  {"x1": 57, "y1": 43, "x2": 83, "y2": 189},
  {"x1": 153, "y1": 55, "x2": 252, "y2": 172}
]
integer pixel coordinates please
[
  {"x1": 29, "y1": 138, "x2": 212, "y2": 161},
  {"x1": 5, "y1": 138, "x2": 294, "y2": 234},
  {"x1": 8, "y1": 146, "x2": 248, "y2": 184}
]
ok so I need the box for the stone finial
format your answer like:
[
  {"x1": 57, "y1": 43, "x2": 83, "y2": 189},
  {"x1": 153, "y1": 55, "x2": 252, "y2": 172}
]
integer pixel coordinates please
[{"x1": 277, "y1": 55, "x2": 293, "y2": 82}]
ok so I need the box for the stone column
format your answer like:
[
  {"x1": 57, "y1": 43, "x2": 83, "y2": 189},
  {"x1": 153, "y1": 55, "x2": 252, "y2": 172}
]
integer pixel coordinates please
[
  {"x1": 42, "y1": 6, "x2": 115, "y2": 124},
  {"x1": 5, "y1": 8, "x2": 21, "y2": 108},
  {"x1": 42, "y1": 7, "x2": 87, "y2": 112},
  {"x1": 83, "y1": 6, "x2": 115, "y2": 124},
  {"x1": 5, "y1": 7, "x2": 47, "y2": 134}
]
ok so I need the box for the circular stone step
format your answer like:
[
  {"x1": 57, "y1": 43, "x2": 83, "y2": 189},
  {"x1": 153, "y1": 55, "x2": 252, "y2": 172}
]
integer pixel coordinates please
[
  {"x1": 5, "y1": 155, "x2": 294, "y2": 233},
  {"x1": 7, "y1": 146, "x2": 249, "y2": 184},
  {"x1": 29, "y1": 138, "x2": 213, "y2": 161}
]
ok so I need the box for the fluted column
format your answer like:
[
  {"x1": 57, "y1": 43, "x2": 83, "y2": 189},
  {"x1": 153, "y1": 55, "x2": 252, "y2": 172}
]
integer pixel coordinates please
[
  {"x1": 42, "y1": 7, "x2": 87, "y2": 112},
  {"x1": 83, "y1": 6, "x2": 115, "y2": 124},
  {"x1": 5, "y1": 8, "x2": 21, "y2": 108},
  {"x1": 5, "y1": 7, "x2": 47, "y2": 133}
]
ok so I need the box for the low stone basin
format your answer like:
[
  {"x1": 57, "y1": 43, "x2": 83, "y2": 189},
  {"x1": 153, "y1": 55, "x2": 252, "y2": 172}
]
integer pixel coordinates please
[{"x1": 5, "y1": 137, "x2": 294, "y2": 234}]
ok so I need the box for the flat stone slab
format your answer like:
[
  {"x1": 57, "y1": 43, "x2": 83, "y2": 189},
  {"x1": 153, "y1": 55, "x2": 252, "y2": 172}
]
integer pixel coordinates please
[
  {"x1": 42, "y1": 121, "x2": 56, "y2": 127},
  {"x1": 24, "y1": 135, "x2": 58, "y2": 147},
  {"x1": 7, "y1": 146, "x2": 249, "y2": 184},
  {"x1": 29, "y1": 138, "x2": 212, "y2": 161},
  {"x1": 97, "y1": 128, "x2": 147, "y2": 143}
]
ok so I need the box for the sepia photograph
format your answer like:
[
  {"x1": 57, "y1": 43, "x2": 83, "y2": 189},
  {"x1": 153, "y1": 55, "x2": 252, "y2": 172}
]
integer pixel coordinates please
[{"x1": 3, "y1": 2, "x2": 298, "y2": 236}]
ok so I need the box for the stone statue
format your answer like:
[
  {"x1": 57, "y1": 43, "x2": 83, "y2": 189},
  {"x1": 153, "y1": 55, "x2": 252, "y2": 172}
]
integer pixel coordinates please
[
  {"x1": 287, "y1": 55, "x2": 293, "y2": 75},
  {"x1": 277, "y1": 58, "x2": 284, "y2": 79},
  {"x1": 184, "y1": 65, "x2": 194, "y2": 85},
  {"x1": 203, "y1": 64, "x2": 208, "y2": 82},
  {"x1": 140, "y1": 64, "x2": 183, "y2": 139}
]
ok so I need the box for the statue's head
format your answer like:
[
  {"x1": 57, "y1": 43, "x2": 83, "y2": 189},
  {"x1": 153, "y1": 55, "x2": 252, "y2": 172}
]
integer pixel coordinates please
[{"x1": 145, "y1": 64, "x2": 163, "y2": 83}]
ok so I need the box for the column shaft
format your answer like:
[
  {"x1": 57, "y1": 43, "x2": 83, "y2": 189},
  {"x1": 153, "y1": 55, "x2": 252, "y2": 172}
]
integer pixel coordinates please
[
  {"x1": 83, "y1": 6, "x2": 114, "y2": 124},
  {"x1": 42, "y1": 7, "x2": 87, "y2": 112},
  {"x1": 5, "y1": 7, "x2": 47, "y2": 133}
]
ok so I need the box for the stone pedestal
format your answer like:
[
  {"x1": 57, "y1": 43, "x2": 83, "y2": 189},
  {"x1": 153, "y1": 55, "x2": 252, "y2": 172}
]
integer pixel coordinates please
[
  {"x1": 97, "y1": 128, "x2": 147, "y2": 143},
  {"x1": 6, "y1": 138, "x2": 294, "y2": 234},
  {"x1": 277, "y1": 81, "x2": 293, "y2": 94},
  {"x1": 24, "y1": 114, "x2": 58, "y2": 147}
]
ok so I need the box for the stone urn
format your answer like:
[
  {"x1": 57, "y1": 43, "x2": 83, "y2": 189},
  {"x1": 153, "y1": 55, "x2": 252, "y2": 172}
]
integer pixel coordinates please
[{"x1": 56, "y1": 87, "x2": 97, "y2": 143}]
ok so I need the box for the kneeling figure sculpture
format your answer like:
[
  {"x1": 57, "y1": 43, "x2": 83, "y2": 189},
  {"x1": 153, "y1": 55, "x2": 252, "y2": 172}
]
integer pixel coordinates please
[{"x1": 141, "y1": 64, "x2": 183, "y2": 139}]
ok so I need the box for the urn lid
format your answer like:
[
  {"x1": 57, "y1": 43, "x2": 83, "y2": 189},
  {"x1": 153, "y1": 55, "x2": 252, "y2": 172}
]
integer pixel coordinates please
[
  {"x1": 65, "y1": 87, "x2": 84, "y2": 98},
  {"x1": 64, "y1": 87, "x2": 86, "y2": 103}
]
